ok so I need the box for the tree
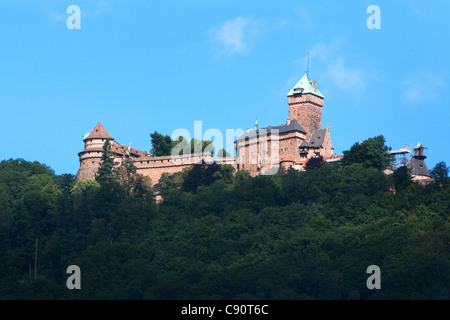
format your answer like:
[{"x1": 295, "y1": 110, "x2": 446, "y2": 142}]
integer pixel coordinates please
[
  {"x1": 182, "y1": 160, "x2": 220, "y2": 192},
  {"x1": 96, "y1": 139, "x2": 117, "y2": 185},
  {"x1": 155, "y1": 167, "x2": 191, "y2": 194},
  {"x1": 71, "y1": 179, "x2": 101, "y2": 196},
  {"x1": 342, "y1": 135, "x2": 392, "y2": 170},
  {"x1": 431, "y1": 161, "x2": 449, "y2": 189},
  {"x1": 115, "y1": 158, "x2": 152, "y2": 195},
  {"x1": 213, "y1": 164, "x2": 235, "y2": 183},
  {"x1": 55, "y1": 173, "x2": 76, "y2": 194},
  {"x1": 392, "y1": 165, "x2": 412, "y2": 192},
  {"x1": 71, "y1": 179, "x2": 101, "y2": 208},
  {"x1": 172, "y1": 137, "x2": 214, "y2": 156},
  {"x1": 151, "y1": 132, "x2": 215, "y2": 157},
  {"x1": 304, "y1": 155, "x2": 325, "y2": 171},
  {"x1": 217, "y1": 148, "x2": 231, "y2": 158},
  {"x1": 150, "y1": 131, "x2": 173, "y2": 157}
]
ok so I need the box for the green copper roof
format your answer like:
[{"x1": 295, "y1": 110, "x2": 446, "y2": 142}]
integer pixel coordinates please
[{"x1": 287, "y1": 74, "x2": 324, "y2": 98}]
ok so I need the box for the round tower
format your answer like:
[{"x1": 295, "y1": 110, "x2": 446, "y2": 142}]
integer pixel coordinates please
[{"x1": 76, "y1": 122, "x2": 114, "y2": 181}]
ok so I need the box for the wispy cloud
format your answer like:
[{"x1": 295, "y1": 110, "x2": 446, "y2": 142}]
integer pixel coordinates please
[
  {"x1": 289, "y1": 39, "x2": 370, "y2": 102},
  {"x1": 326, "y1": 57, "x2": 365, "y2": 91},
  {"x1": 47, "y1": 11, "x2": 66, "y2": 23},
  {"x1": 209, "y1": 16, "x2": 261, "y2": 58},
  {"x1": 402, "y1": 73, "x2": 445, "y2": 103},
  {"x1": 294, "y1": 7, "x2": 313, "y2": 29},
  {"x1": 86, "y1": 0, "x2": 110, "y2": 17}
]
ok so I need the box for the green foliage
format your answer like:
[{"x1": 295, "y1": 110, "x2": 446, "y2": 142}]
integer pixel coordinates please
[
  {"x1": 181, "y1": 160, "x2": 221, "y2": 193},
  {"x1": 95, "y1": 139, "x2": 117, "y2": 185},
  {"x1": 392, "y1": 165, "x2": 412, "y2": 192},
  {"x1": 217, "y1": 148, "x2": 231, "y2": 158},
  {"x1": 304, "y1": 155, "x2": 325, "y2": 171},
  {"x1": 150, "y1": 131, "x2": 174, "y2": 157},
  {"x1": 150, "y1": 131, "x2": 215, "y2": 157},
  {"x1": 114, "y1": 158, "x2": 152, "y2": 196},
  {"x1": 431, "y1": 161, "x2": 449, "y2": 189},
  {"x1": 213, "y1": 164, "x2": 235, "y2": 184},
  {"x1": 342, "y1": 135, "x2": 393, "y2": 170},
  {"x1": 0, "y1": 154, "x2": 449, "y2": 300}
]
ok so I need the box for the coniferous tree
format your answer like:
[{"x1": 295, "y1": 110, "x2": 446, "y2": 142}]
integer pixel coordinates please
[{"x1": 96, "y1": 139, "x2": 116, "y2": 185}]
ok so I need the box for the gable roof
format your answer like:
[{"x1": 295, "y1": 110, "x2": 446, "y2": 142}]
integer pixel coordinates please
[
  {"x1": 85, "y1": 122, "x2": 113, "y2": 140},
  {"x1": 236, "y1": 119, "x2": 306, "y2": 142},
  {"x1": 299, "y1": 128, "x2": 327, "y2": 149},
  {"x1": 287, "y1": 74, "x2": 324, "y2": 99}
]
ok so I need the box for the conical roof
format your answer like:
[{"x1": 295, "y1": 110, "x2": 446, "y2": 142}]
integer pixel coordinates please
[
  {"x1": 287, "y1": 74, "x2": 324, "y2": 98},
  {"x1": 85, "y1": 122, "x2": 113, "y2": 140}
]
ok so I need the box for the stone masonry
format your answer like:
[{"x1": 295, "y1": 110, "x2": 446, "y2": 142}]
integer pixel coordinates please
[{"x1": 76, "y1": 73, "x2": 341, "y2": 184}]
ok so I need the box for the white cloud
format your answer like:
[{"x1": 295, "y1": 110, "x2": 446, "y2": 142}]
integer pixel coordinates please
[
  {"x1": 292, "y1": 39, "x2": 368, "y2": 100},
  {"x1": 209, "y1": 16, "x2": 261, "y2": 58},
  {"x1": 326, "y1": 57, "x2": 364, "y2": 91},
  {"x1": 47, "y1": 11, "x2": 66, "y2": 23},
  {"x1": 402, "y1": 73, "x2": 445, "y2": 103},
  {"x1": 87, "y1": 0, "x2": 110, "y2": 17}
]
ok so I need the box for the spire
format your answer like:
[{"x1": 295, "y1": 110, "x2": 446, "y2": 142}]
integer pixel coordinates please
[
  {"x1": 287, "y1": 74, "x2": 324, "y2": 98},
  {"x1": 306, "y1": 52, "x2": 310, "y2": 76},
  {"x1": 255, "y1": 119, "x2": 259, "y2": 130},
  {"x1": 85, "y1": 122, "x2": 113, "y2": 140}
]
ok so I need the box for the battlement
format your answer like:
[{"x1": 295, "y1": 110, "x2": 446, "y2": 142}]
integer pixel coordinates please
[{"x1": 76, "y1": 124, "x2": 236, "y2": 184}]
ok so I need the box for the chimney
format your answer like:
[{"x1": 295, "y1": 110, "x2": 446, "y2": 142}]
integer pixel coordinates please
[{"x1": 314, "y1": 80, "x2": 317, "y2": 89}]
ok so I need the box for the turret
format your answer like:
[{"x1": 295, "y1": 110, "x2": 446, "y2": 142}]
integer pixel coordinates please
[{"x1": 76, "y1": 122, "x2": 114, "y2": 181}]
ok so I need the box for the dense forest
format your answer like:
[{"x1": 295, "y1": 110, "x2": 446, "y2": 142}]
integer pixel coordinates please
[{"x1": 0, "y1": 136, "x2": 449, "y2": 300}]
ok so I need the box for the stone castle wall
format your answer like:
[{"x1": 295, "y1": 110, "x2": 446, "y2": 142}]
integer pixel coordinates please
[
  {"x1": 288, "y1": 93, "x2": 323, "y2": 140},
  {"x1": 76, "y1": 145, "x2": 236, "y2": 185}
]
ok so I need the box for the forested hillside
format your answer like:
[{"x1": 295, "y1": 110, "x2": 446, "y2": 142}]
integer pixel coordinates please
[{"x1": 0, "y1": 137, "x2": 449, "y2": 299}]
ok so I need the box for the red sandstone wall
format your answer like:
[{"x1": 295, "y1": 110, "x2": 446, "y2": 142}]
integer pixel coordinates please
[
  {"x1": 288, "y1": 93, "x2": 323, "y2": 140},
  {"x1": 77, "y1": 149, "x2": 237, "y2": 186}
]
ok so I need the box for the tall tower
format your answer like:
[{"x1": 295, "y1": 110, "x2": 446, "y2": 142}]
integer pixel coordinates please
[
  {"x1": 286, "y1": 74, "x2": 324, "y2": 140},
  {"x1": 76, "y1": 122, "x2": 114, "y2": 181}
]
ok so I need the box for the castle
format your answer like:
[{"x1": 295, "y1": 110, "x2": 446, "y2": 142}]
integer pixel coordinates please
[{"x1": 76, "y1": 74, "x2": 344, "y2": 184}]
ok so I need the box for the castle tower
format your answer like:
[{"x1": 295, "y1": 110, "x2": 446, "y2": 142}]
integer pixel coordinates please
[
  {"x1": 405, "y1": 142, "x2": 433, "y2": 183},
  {"x1": 76, "y1": 122, "x2": 114, "y2": 181},
  {"x1": 287, "y1": 74, "x2": 324, "y2": 140}
]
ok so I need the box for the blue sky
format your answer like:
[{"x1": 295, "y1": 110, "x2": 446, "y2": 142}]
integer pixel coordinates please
[{"x1": 0, "y1": 0, "x2": 449, "y2": 175}]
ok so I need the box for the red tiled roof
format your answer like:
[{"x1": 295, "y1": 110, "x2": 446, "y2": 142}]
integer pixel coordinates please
[
  {"x1": 280, "y1": 155, "x2": 295, "y2": 163},
  {"x1": 111, "y1": 141, "x2": 148, "y2": 158},
  {"x1": 324, "y1": 155, "x2": 343, "y2": 160},
  {"x1": 86, "y1": 122, "x2": 113, "y2": 140}
]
